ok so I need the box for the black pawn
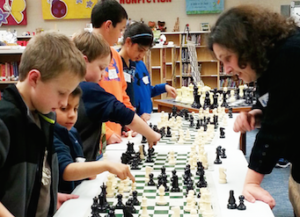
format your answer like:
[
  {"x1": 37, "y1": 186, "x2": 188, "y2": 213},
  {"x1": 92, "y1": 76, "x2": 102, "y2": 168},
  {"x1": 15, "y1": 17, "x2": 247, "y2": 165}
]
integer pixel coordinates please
[
  {"x1": 228, "y1": 107, "x2": 233, "y2": 118},
  {"x1": 221, "y1": 148, "x2": 227, "y2": 159},
  {"x1": 105, "y1": 206, "x2": 116, "y2": 217},
  {"x1": 196, "y1": 161, "x2": 204, "y2": 176},
  {"x1": 115, "y1": 194, "x2": 125, "y2": 209},
  {"x1": 237, "y1": 195, "x2": 246, "y2": 210},
  {"x1": 214, "y1": 146, "x2": 222, "y2": 164},
  {"x1": 145, "y1": 150, "x2": 154, "y2": 163},
  {"x1": 91, "y1": 197, "x2": 100, "y2": 217},
  {"x1": 131, "y1": 157, "x2": 140, "y2": 170},
  {"x1": 132, "y1": 190, "x2": 140, "y2": 205},
  {"x1": 170, "y1": 170, "x2": 180, "y2": 192},
  {"x1": 148, "y1": 173, "x2": 156, "y2": 186},
  {"x1": 227, "y1": 190, "x2": 237, "y2": 209}
]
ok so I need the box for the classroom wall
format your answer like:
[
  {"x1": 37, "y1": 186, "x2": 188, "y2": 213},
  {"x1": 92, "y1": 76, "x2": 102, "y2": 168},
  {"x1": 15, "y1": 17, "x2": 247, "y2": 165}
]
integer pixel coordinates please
[{"x1": 0, "y1": 0, "x2": 292, "y2": 36}]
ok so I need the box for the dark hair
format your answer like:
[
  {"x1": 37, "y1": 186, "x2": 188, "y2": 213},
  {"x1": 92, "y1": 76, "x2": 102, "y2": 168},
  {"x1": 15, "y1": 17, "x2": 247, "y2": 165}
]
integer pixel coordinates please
[
  {"x1": 70, "y1": 86, "x2": 82, "y2": 98},
  {"x1": 123, "y1": 22, "x2": 154, "y2": 48},
  {"x1": 91, "y1": 0, "x2": 128, "y2": 28},
  {"x1": 208, "y1": 5, "x2": 297, "y2": 75}
]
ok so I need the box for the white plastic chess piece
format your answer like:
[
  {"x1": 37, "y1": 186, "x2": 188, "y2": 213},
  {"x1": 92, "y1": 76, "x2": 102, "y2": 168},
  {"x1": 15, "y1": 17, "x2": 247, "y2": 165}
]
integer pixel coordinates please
[
  {"x1": 175, "y1": 88, "x2": 182, "y2": 102},
  {"x1": 186, "y1": 129, "x2": 191, "y2": 140},
  {"x1": 130, "y1": 181, "x2": 136, "y2": 196},
  {"x1": 156, "y1": 185, "x2": 167, "y2": 205},
  {"x1": 145, "y1": 166, "x2": 153, "y2": 183},
  {"x1": 219, "y1": 167, "x2": 227, "y2": 184},
  {"x1": 184, "y1": 195, "x2": 193, "y2": 212},
  {"x1": 118, "y1": 181, "x2": 124, "y2": 195},
  {"x1": 171, "y1": 206, "x2": 181, "y2": 217},
  {"x1": 127, "y1": 131, "x2": 132, "y2": 140},
  {"x1": 106, "y1": 174, "x2": 114, "y2": 198},
  {"x1": 190, "y1": 209, "x2": 198, "y2": 217},
  {"x1": 141, "y1": 197, "x2": 150, "y2": 217},
  {"x1": 229, "y1": 89, "x2": 236, "y2": 103},
  {"x1": 139, "y1": 145, "x2": 145, "y2": 160}
]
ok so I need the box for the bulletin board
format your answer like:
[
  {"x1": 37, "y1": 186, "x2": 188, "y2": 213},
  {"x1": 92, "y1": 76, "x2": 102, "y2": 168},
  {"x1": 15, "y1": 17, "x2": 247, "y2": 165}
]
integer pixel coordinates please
[
  {"x1": 41, "y1": 0, "x2": 95, "y2": 20},
  {"x1": 186, "y1": 0, "x2": 224, "y2": 15},
  {"x1": 0, "y1": 0, "x2": 27, "y2": 26}
]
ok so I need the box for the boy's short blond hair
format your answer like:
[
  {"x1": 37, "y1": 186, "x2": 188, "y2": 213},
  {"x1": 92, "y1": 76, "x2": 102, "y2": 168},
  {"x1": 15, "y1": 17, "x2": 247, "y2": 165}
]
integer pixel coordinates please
[
  {"x1": 72, "y1": 30, "x2": 111, "y2": 62},
  {"x1": 19, "y1": 31, "x2": 86, "y2": 82}
]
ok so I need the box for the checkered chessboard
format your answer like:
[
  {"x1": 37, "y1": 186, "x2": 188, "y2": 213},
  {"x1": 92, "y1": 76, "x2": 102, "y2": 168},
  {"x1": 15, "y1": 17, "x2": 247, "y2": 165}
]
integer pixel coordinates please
[{"x1": 85, "y1": 152, "x2": 218, "y2": 217}]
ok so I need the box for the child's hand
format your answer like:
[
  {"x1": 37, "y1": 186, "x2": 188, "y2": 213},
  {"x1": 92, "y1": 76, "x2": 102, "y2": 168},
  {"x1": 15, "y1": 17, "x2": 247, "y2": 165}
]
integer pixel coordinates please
[
  {"x1": 147, "y1": 132, "x2": 161, "y2": 149},
  {"x1": 165, "y1": 85, "x2": 177, "y2": 98},
  {"x1": 107, "y1": 163, "x2": 135, "y2": 182},
  {"x1": 57, "y1": 193, "x2": 79, "y2": 210},
  {"x1": 107, "y1": 133, "x2": 122, "y2": 144},
  {"x1": 122, "y1": 130, "x2": 138, "y2": 137},
  {"x1": 141, "y1": 113, "x2": 151, "y2": 122},
  {"x1": 89, "y1": 175, "x2": 97, "y2": 180}
]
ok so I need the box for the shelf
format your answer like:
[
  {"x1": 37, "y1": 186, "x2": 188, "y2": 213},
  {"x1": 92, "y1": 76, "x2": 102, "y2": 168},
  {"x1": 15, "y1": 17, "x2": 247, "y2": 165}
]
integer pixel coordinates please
[
  {"x1": 166, "y1": 62, "x2": 172, "y2": 66},
  {"x1": 0, "y1": 47, "x2": 25, "y2": 54},
  {"x1": 201, "y1": 75, "x2": 218, "y2": 77},
  {"x1": 152, "y1": 66, "x2": 161, "y2": 69},
  {"x1": 163, "y1": 31, "x2": 211, "y2": 34},
  {"x1": 0, "y1": 81, "x2": 17, "y2": 84}
]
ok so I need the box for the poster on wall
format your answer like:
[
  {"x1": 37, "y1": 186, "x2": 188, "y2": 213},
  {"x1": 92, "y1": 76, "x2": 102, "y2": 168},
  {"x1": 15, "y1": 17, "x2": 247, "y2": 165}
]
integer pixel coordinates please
[
  {"x1": 41, "y1": 0, "x2": 95, "y2": 20},
  {"x1": 186, "y1": 0, "x2": 224, "y2": 14},
  {"x1": 0, "y1": 0, "x2": 27, "y2": 26}
]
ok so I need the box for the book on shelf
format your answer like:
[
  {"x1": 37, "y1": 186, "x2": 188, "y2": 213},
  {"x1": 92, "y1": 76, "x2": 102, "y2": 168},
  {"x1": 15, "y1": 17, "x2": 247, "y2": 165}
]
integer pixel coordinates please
[
  {"x1": 182, "y1": 34, "x2": 203, "y2": 46},
  {"x1": 220, "y1": 77, "x2": 244, "y2": 88},
  {"x1": 0, "y1": 62, "x2": 19, "y2": 82}
]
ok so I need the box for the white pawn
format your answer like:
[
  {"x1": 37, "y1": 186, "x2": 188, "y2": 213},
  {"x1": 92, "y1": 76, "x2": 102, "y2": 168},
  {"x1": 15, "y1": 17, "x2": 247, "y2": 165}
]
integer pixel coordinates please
[
  {"x1": 171, "y1": 206, "x2": 181, "y2": 217},
  {"x1": 123, "y1": 178, "x2": 130, "y2": 192},
  {"x1": 184, "y1": 196, "x2": 193, "y2": 212},
  {"x1": 156, "y1": 185, "x2": 167, "y2": 205},
  {"x1": 106, "y1": 174, "x2": 114, "y2": 198},
  {"x1": 219, "y1": 167, "x2": 227, "y2": 184},
  {"x1": 141, "y1": 197, "x2": 150, "y2": 217},
  {"x1": 130, "y1": 181, "x2": 136, "y2": 195},
  {"x1": 118, "y1": 181, "x2": 124, "y2": 195},
  {"x1": 139, "y1": 145, "x2": 145, "y2": 160}
]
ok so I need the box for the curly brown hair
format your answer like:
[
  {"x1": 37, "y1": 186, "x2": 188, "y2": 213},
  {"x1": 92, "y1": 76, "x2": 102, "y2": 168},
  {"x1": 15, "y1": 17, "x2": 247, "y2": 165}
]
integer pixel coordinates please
[{"x1": 208, "y1": 5, "x2": 297, "y2": 75}]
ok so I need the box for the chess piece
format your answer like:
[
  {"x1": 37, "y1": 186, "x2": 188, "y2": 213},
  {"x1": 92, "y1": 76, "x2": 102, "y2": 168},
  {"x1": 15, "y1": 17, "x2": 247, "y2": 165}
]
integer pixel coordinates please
[
  {"x1": 126, "y1": 142, "x2": 135, "y2": 155},
  {"x1": 145, "y1": 166, "x2": 153, "y2": 183},
  {"x1": 227, "y1": 190, "x2": 237, "y2": 209},
  {"x1": 228, "y1": 107, "x2": 233, "y2": 118},
  {"x1": 131, "y1": 157, "x2": 140, "y2": 170},
  {"x1": 170, "y1": 170, "x2": 180, "y2": 192},
  {"x1": 190, "y1": 209, "x2": 198, "y2": 217},
  {"x1": 139, "y1": 145, "x2": 145, "y2": 160},
  {"x1": 237, "y1": 195, "x2": 246, "y2": 210},
  {"x1": 132, "y1": 190, "x2": 140, "y2": 205},
  {"x1": 98, "y1": 183, "x2": 109, "y2": 212},
  {"x1": 156, "y1": 185, "x2": 168, "y2": 205},
  {"x1": 221, "y1": 148, "x2": 227, "y2": 158},
  {"x1": 196, "y1": 161, "x2": 204, "y2": 176},
  {"x1": 141, "y1": 135, "x2": 147, "y2": 143},
  {"x1": 127, "y1": 131, "x2": 132, "y2": 140},
  {"x1": 171, "y1": 206, "x2": 180, "y2": 217},
  {"x1": 91, "y1": 197, "x2": 100, "y2": 216},
  {"x1": 166, "y1": 126, "x2": 172, "y2": 137},
  {"x1": 141, "y1": 197, "x2": 150, "y2": 217},
  {"x1": 105, "y1": 206, "x2": 116, "y2": 217},
  {"x1": 115, "y1": 194, "x2": 125, "y2": 209},
  {"x1": 145, "y1": 150, "x2": 154, "y2": 163},
  {"x1": 106, "y1": 174, "x2": 114, "y2": 198},
  {"x1": 219, "y1": 167, "x2": 227, "y2": 184},
  {"x1": 220, "y1": 127, "x2": 225, "y2": 138},
  {"x1": 148, "y1": 173, "x2": 156, "y2": 186},
  {"x1": 125, "y1": 198, "x2": 136, "y2": 214},
  {"x1": 214, "y1": 146, "x2": 222, "y2": 164}
]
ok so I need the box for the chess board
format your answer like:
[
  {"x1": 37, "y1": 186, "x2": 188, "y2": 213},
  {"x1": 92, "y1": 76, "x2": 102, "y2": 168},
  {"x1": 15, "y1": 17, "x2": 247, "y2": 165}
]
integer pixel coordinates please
[{"x1": 84, "y1": 152, "x2": 219, "y2": 217}]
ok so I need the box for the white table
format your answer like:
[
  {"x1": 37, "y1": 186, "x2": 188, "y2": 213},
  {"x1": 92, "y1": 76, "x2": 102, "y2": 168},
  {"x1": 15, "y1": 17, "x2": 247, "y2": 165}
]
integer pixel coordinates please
[{"x1": 54, "y1": 113, "x2": 274, "y2": 217}]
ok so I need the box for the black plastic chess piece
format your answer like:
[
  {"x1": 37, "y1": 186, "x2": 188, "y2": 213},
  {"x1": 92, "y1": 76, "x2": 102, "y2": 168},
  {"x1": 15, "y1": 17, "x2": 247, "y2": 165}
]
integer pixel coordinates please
[
  {"x1": 192, "y1": 84, "x2": 201, "y2": 108},
  {"x1": 221, "y1": 148, "x2": 227, "y2": 159},
  {"x1": 162, "y1": 179, "x2": 169, "y2": 192},
  {"x1": 123, "y1": 204, "x2": 133, "y2": 217},
  {"x1": 228, "y1": 107, "x2": 233, "y2": 118},
  {"x1": 105, "y1": 206, "x2": 116, "y2": 217},
  {"x1": 221, "y1": 91, "x2": 229, "y2": 108},
  {"x1": 172, "y1": 105, "x2": 177, "y2": 116},
  {"x1": 189, "y1": 116, "x2": 194, "y2": 127},
  {"x1": 125, "y1": 198, "x2": 136, "y2": 213},
  {"x1": 149, "y1": 147, "x2": 155, "y2": 156},
  {"x1": 210, "y1": 89, "x2": 219, "y2": 109},
  {"x1": 132, "y1": 190, "x2": 140, "y2": 205},
  {"x1": 121, "y1": 153, "x2": 131, "y2": 165},
  {"x1": 153, "y1": 125, "x2": 159, "y2": 133},
  {"x1": 214, "y1": 146, "x2": 222, "y2": 164},
  {"x1": 91, "y1": 197, "x2": 100, "y2": 217},
  {"x1": 131, "y1": 157, "x2": 140, "y2": 170},
  {"x1": 196, "y1": 172, "x2": 207, "y2": 188},
  {"x1": 126, "y1": 142, "x2": 135, "y2": 155},
  {"x1": 142, "y1": 145, "x2": 146, "y2": 156},
  {"x1": 196, "y1": 119, "x2": 201, "y2": 129},
  {"x1": 141, "y1": 135, "x2": 147, "y2": 143},
  {"x1": 227, "y1": 190, "x2": 237, "y2": 209},
  {"x1": 115, "y1": 194, "x2": 125, "y2": 209},
  {"x1": 220, "y1": 127, "x2": 225, "y2": 139},
  {"x1": 237, "y1": 195, "x2": 246, "y2": 210},
  {"x1": 98, "y1": 183, "x2": 109, "y2": 212},
  {"x1": 203, "y1": 91, "x2": 211, "y2": 110},
  {"x1": 166, "y1": 126, "x2": 172, "y2": 137},
  {"x1": 149, "y1": 123, "x2": 153, "y2": 129},
  {"x1": 160, "y1": 127, "x2": 166, "y2": 138},
  {"x1": 145, "y1": 150, "x2": 154, "y2": 163},
  {"x1": 196, "y1": 161, "x2": 204, "y2": 176},
  {"x1": 148, "y1": 173, "x2": 156, "y2": 186},
  {"x1": 170, "y1": 170, "x2": 180, "y2": 192}
]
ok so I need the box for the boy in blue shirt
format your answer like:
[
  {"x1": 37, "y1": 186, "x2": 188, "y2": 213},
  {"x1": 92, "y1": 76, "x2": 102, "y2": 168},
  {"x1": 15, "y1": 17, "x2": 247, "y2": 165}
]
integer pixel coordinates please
[{"x1": 54, "y1": 86, "x2": 134, "y2": 194}]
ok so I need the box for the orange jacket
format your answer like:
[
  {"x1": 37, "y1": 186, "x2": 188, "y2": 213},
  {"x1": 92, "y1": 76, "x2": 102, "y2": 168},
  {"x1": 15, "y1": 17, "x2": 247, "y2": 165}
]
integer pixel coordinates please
[{"x1": 98, "y1": 48, "x2": 135, "y2": 140}]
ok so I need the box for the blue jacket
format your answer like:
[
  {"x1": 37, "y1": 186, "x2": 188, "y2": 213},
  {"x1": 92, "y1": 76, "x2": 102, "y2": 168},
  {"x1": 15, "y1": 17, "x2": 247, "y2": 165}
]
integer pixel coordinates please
[
  {"x1": 54, "y1": 123, "x2": 85, "y2": 194},
  {"x1": 134, "y1": 61, "x2": 166, "y2": 116},
  {"x1": 75, "y1": 81, "x2": 135, "y2": 161}
]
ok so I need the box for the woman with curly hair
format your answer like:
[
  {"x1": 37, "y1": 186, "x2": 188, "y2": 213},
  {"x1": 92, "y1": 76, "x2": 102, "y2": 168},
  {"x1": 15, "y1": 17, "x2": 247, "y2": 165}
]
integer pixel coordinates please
[{"x1": 208, "y1": 5, "x2": 300, "y2": 216}]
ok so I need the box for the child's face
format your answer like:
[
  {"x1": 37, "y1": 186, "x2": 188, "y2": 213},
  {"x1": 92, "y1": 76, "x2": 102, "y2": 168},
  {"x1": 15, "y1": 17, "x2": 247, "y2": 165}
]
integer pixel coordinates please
[
  {"x1": 85, "y1": 54, "x2": 111, "y2": 82},
  {"x1": 56, "y1": 95, "x2": 80, "y2": 130},
  {"x1": 31, "y1": 71, "x2": 81, "y2": 114},
  {"x1": 107, "y1": 19, "x2": 127, "y2": 46},
  {"x1": 127, "y1": 43, "x2": 149, "y2": 62}
]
